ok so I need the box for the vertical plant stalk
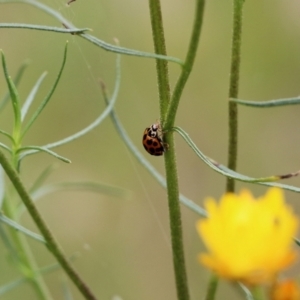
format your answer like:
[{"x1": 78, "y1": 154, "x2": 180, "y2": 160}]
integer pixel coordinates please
[
  {"x1": 226, "y1": 0, "x2": 244, "y2": 192},
  {"x1": 148, "y1": 0, "x2": 171, "y2": 122},
  {"x1": 0, "y1": 149, "x2": 98, "y2": 300},
  {"x1": 204, "y1": 274, "x2": 218, "y2": 300},
  {"x1": 148, "y1": 1, "x2": 189, "y2": 300},
  {"x1": 149, "y1": 1, "x2": 204, "y2": 299},
  {"x1": 149, "y1": 0, "x2": 205, "y2": 299}
]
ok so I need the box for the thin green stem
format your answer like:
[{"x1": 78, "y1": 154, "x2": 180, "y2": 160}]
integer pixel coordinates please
[
  {"x1": 226, "y1": 0, "x2": 244, "y2": 192},
  {"x1": 148, "y1": 1, "x2": 206, "y2": 299},
  {"x1": 164, "y1": 138, "x2": 190, "y2": 300},
  {"x1": 2, "y1": 200, "x2": 52, "y2": 300},
  {"x1": 165, "y1": 0, "x2": 205, "y2": 129},
  {"x1": 0, "y1": 149, "x2": 98, "y2": 300},
  {"x1": 231, "y1": 96, "x2": 300, "y2": 107},
  {"x1": 148, "y1": 1, "x2": 190, "y2": 300},
  {"x1": 148, "y1": 0, "x2": 171, "y2": 121},
  {"x1": 204, "y1": 274, "x2": 218, "y2": 300},
  {"x1": 251, "y1": 286, "x2": 266, "y2": 300},
  {"x1": 0, "y1": 23, "x2": 89, "y2": 33},
  {"x1": 0, "y1": 0, "x2": 183, "y2": 65}
]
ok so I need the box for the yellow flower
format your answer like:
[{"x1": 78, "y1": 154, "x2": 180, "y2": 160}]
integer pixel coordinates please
[
  {"x1": 270, "y1": 279, "x2": 300, "y2": 300},
  {"x1": 196, "y1": 188, "x2": 298, "y2": 285}
]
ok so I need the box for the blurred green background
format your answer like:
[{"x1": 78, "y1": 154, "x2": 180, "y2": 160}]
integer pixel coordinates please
[{"x1": 1, "y1": 0, "x2": 300, "y2": 299}]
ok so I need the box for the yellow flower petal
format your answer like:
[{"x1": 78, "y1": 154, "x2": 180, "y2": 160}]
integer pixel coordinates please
[{"x1": 196, "y1": 188, "x2": 298, "y2": 285}]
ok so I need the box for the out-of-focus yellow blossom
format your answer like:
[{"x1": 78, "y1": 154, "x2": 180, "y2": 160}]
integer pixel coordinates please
[
  {"x1": 271, "y1": 279, "x2": 300, "y2": 300},
  {"x1": 196, "y1": 188, "x2": 298, "y2": 285}
]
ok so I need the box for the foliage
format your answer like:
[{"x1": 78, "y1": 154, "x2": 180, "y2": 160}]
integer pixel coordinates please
[{"x1": 0, "y1": 1, "x2": 300, "y2": 300}]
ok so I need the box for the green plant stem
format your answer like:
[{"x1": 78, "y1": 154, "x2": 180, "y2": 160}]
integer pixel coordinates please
[
  {"x1": 164, "y1": 140, "x2": 190, "y2": 300},
  {"x1": 251, "y1": 286, "x2": 266, "y2": 300},
  {"x1": 165, "y1": 0, "x2": 205, "y2": 129},
  {"x1": 2, "y1": 199, "x2": 52, "y2": 300},
  {"x1": 0, "y1": 23, "x2": 89, "y2": 33},
  {"x1": 148, "y1": 0, "x2": 171, "y2": 121},
  {"x1": 0, "y1": 0, "x2": 183, "y2": 65},
  {"x1": 226, "y1": 0, "x2": 244, "y2": 192},
  {"x1": 204, "y1": 274, "x2": 218, "y2": 300},
  {"x1": 148, "y1": 1, "x2": 190, "y2": 300},
  {"x1": 0, "y1": 149, "x2": 98, "y2": 300},
  {"x1": 149, "y1": 1, "x2": 205, "y2": 299}
]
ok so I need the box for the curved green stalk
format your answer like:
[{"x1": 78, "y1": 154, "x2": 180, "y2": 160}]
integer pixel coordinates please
[
  {"x1": 101, "y1": 84, "x2": 207, "y2": 217},
  {"x1": 231, "y1": 96, "x2": 300, "y2": 107},
  {"x1": 165, "y1": 0, "x2": 205, "y2": 129},
  {"x1": 0, "y1": 150, "x2": 98, "y2": 300},
  {"x1": 226, "y1": 0, "x2": 244, "y2": 192},
  {"x1": 173, "y1": 126, "x2": 300, "y2": 192},
  {"x1": 0, "y1": 23, "x2": 89, "y2": 33},
  {"x1": 0, "y1": 0, "x2": 183, "y2": 65}
]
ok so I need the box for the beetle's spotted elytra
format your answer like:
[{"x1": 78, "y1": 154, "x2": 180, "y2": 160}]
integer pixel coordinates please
[{"x1": 142, "y1": 122, "x2": 165, "y2": 156}]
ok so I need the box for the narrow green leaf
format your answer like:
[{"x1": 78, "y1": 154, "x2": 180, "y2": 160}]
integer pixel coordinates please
[
  {"x1": 18, "y1": 146, "x2": 71, "y2": 163},
  {"x1": 0, "y1": 59, "x2": 29, "y2": 112},
  {"x1": 173, "y1": 126, "x2": 300, "y2": 193},
  {"x1": 1, "y1": 50, "x2": 22, "y2": 134},
  {"x1": 0, "y1": 129, "x2": 13, "y2": 142},
  {"x1": 0, "y1": 142, "x2": 11, "y2": 153},
  {"x1": 21, "y1": 42, "x2": 68, "y2": 138},
  {"x1": 0, "y1": 214, "x2": 46, "y2": 243},
  {"x1": 100, "y1": 85, "x2": 207, "y2": 216},
  {"x1": 0, "y1": 0, "x2": 183, "y2": 65},
  {"x1": 20, "y1": 50, "x2": 121, "y2": 155},
  {"x1": 231, "y1": 97, "x2": 300, "y2": 107},
  {"x1": 21, "y1": 71, "x2": 47, "y2": 122},
  {"x1": 0, "y1": 23, "x2": 90, "y2": 34},
  {"x1": 82, "y1": 33, "x2": 183, "y2": 65},
  {"x1": 0, "y1": 148, "x2": 99, "y2": 299}
]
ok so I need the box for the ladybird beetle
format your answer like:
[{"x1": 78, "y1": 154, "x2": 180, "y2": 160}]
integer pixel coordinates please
[{"x1": 143, "y1": 122, "x2": 165, "y2": 156}]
